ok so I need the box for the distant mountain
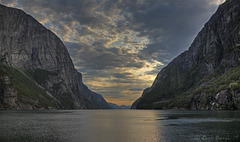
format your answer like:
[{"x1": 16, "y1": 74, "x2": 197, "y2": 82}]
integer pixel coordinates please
[
  {"x1": 108, "y1": 103, "x2": 130, "y2": 109},
  {"x1": 0, "y1": 4, "x2": 110, "y2": 109},
  {"x1": 132, "y1": 0, "x2": 240, "y2": 110}
]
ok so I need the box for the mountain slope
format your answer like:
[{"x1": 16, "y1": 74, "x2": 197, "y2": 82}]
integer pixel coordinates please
[
  {"x1": 132, "y1": 0, "x2": 240, "y2": 110},
  {"x1": 77, "y1": 72, "x2": 110, "y2": 109},
  {"x1": 0, "y1": 4, "x2": 110, "y2": 109},
  {"x1": 108, "y1": 103, "x2": 130, "y2": 109}
]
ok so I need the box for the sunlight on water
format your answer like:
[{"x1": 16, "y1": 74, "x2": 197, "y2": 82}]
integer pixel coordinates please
[
  {"x1": 83, "y1": 110, "x2": 160, "y2": 142},
  {"x1": 0, "y1": 110, "x2": 240, "y2": 142}
]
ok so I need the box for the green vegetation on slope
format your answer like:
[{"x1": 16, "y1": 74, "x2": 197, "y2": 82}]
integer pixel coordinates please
[
  {"x1": 26, "y1": 69, "x2": 75, "y2": 109},
  {"x1": 190, "y1": 67, "x2": 240, "y2": 95},
  {"x1": 136, "y1": 59, "x2": 199, "y2": 109},
  {"x1": 0, "y1": 64, "x2": 59, "y2": 109},
  {"x1": 158, "y1": 66, "x2": 240, "y2": 110}
]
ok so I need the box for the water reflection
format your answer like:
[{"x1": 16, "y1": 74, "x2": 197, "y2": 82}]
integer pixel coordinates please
[
  {"x1": 0, "y1": 110, "x2": 240, "y2": 142},
  {"x1": 82, "y1": 110, "x2": 160, "y2": 142}
]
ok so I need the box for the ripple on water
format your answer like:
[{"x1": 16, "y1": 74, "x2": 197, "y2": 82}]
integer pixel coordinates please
[{"x1": 0, "y1": 110, "x2": 240, "y2": 142}]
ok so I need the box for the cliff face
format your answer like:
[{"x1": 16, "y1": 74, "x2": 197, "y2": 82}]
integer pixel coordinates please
[
  {"x1": 0, "y1": 4, "x2": 110, "y2": 109},
  {"x1": 132, "y1": 0, "x2": 240, "y2": 110},
  {"x1": 77, "y1": 72, "x2": 110, "y2": 109}
]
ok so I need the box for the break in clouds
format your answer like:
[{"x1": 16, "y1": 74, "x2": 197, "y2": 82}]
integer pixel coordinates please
[{"x1": 0, "y1": 0, "x2": 225, "y2": 105}]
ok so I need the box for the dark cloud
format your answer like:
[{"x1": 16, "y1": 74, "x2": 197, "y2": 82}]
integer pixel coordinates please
[
  {"x1": 0, "y1": 0, "x2": 223, "y2": 105},
  {"x1": 126, "y1": 0, "x2": 221, "y2": 58},
  {"x1": 65, "y1": 42, "x2": 146, "y2": 70},
  {"x1": 17, "y1": 0, "x2": 220, "y2": 65}
]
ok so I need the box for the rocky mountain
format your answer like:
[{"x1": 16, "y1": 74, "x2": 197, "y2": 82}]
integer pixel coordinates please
[
  {"x1": 131, "y1": 88, "x2": 150, "y2": 109},
  {"x1": 0, "y1": 4, "x2": 111, "y2": 109},
  {"x1": 132, "y1": 0, "x2": 240, "y2": 110},
  {"x1": 77, "y1": 73, "x2": 110, "y2": 109}
]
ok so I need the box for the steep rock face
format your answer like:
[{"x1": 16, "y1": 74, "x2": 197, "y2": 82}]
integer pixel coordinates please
[
  {"x1": 77, "y1": 73, "x2": 110, "y2": 109},
  {"x1": 0, "y1": 4, "x2": 110, "y2": 109},
  {"x1": 131, "y1": 88, "x2": 150, "y2": 109},
  {"x1": 132, "y1": 0, "x2": 240, "y2": 110}
]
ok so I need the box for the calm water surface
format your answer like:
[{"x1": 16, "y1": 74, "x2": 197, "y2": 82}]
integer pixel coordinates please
[{"x1": 0, "y1": 110, "x2": 240, "y2": 142}]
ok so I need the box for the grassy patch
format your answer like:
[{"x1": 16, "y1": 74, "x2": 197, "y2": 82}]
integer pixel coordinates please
[
  {"x1": 0, "y1": 64, "x2": 58, "y2": 109},
  {"x1": 230, "y1": 83, "x2": 240, "y2": 91},
  {"x1": 192, "y1": 66, "x2": 240, "y2": 95},
  {"x1": 172, "y1": 66, "x2": 240, "y2": 109}
]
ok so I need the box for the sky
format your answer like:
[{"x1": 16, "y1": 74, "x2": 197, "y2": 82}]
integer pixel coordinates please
[{"x1": 0, "y1": 0, "x2": 225, "y2": 105}]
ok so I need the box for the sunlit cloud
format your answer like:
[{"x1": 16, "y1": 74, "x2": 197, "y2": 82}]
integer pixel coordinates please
[
  {"x1": 0, "y1": 0, "x2": 18, "y2": 7},
  {"x1": 209, "y1": 0, "x2": 226, "y2": 5}
]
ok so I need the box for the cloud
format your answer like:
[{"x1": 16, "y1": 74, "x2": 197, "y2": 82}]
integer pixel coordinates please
[
  {"x1": 209, "y1": 0, "x2": 226, "y2": 5},
  {"x1": 0, "y1": 0, "x2": 224, "y2": 105},
  {"x1": 0, "y1": 0, "x2": 18, "y2": 7}
]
